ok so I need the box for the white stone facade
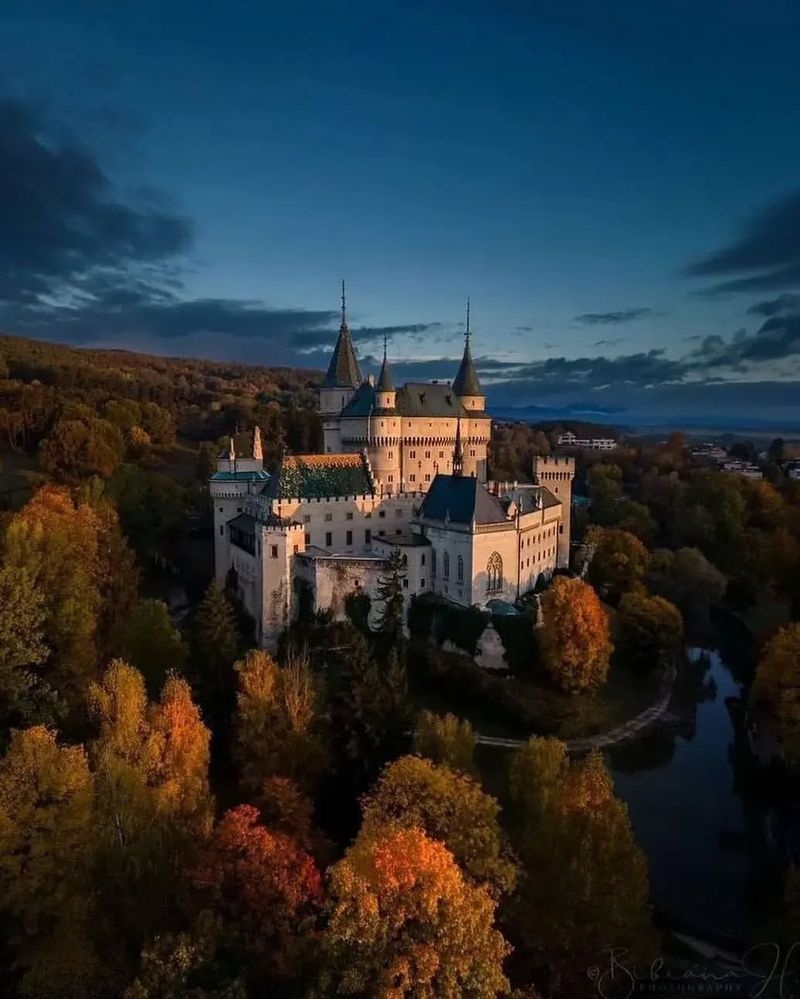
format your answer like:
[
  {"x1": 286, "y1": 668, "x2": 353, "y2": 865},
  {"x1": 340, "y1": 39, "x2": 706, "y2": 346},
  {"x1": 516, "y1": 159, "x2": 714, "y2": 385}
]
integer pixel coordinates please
[{"x1": 210, "y1": 325, "x2": 574, "y2": 649}]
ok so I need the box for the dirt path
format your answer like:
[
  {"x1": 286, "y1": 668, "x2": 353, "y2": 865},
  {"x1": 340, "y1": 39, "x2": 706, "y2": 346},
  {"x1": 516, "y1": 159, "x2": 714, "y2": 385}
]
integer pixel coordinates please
[{"x1": 474, "y1": 665, "x2": 677, "y2": 754}]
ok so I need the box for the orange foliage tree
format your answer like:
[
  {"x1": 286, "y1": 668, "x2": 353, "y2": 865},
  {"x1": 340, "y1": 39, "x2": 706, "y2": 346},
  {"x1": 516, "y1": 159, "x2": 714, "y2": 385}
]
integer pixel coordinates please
[
  {"x1": 192, "y1": 803, "x2": 323, "y2": 984},
  {"x1": 360, "y1": 754, "x2": 517, "y2": 896},
  {"x1": 587, "y1": 525, "x2": 650, "y2": 603},
  {"x1": 538, "y1": 577, "x2": 613, "y2": 692},
  {"x1": 323, "y1": 825, "x2": 510, "y2": 998}
]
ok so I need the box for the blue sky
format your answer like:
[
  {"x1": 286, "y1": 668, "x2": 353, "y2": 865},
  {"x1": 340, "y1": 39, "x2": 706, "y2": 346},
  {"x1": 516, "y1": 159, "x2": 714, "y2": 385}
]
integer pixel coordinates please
[{"x1": 2, "y1": 1, "x2": 800, "y2": 422}]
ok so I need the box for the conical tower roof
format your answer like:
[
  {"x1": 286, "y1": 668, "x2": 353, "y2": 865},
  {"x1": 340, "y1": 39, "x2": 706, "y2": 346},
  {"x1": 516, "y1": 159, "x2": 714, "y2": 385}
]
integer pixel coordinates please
[
  {"x1": 452, "y1": 299, "x2": 482, "y2": 397},
  {"x1": 323, "y1": 281, "x2": 362, "y2": 388},
  {"x1": 376, "y1": 335, "x2": 394, "y2": 391}
]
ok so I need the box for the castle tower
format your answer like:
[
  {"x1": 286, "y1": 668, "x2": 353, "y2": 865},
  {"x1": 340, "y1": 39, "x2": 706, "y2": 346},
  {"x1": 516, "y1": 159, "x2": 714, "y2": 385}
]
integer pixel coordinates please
[
  {"x1": 532, "y1": 455, "x2": 575, "y2": 568},
  {"x1": 375, "y1": 335, "x2": 396, "y2": 411},
  {"x1": 320, "y1": 281, "x2": 362, "y2": 452},
  {"x1": 452, "y1": 298, "x2": 485, "y2": 413}
]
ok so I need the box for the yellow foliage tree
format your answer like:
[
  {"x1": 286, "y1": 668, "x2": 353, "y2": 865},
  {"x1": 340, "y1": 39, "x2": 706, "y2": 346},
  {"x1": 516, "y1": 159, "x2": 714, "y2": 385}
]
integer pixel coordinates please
[
  {"x1": 324, "y1": 825, "x2": 510, "y2": 998},
  {"x1": 88, "y1": 660, "x2": 213, "y2": 964},
  {"x1": 361, "y1": 754, "x2": 517, "y2": 896},
  {"x1": 0, "y1": 726, "x2": 99, "y2": 997},
  {"x1": 750, "y1": 624, "x2": 800, "y2": 765},
  {"x1": 538, "y1": 577, "x2": 613, "y2": 692},
  {"x1": 412, "y1": 710, "x2": 476, "y2": 773},
  {"x1": 233, "y1": 648, "x2": 326, "y2": 791}
]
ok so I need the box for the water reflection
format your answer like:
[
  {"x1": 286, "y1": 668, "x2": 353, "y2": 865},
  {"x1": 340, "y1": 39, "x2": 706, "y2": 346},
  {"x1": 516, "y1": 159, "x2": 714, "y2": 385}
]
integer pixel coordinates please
[{"x1": 611, "y1": 648, "x2": 757, "y2": 938}]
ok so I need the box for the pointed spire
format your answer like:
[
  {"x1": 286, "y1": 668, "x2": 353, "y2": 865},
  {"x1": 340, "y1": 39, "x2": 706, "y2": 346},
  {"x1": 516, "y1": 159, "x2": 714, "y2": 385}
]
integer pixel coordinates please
[
  {"x1": 323, "y1": 280, "x2": 362, "y2": 388},
  {"x1": 452, "y1": 417, "x2": 464, "y2": 476},
  {"x1": 377, "y1": 332, "x2": 394, "y2": 391},
  {"x1": 453, "y1": 298, "x2": 483, "y2": 398}
]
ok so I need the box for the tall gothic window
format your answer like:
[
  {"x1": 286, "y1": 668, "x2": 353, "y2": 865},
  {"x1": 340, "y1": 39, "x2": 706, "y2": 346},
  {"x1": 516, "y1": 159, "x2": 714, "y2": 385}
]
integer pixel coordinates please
[
  {"x1": 486, "y1": 551, "x2": 503, "y2": 593},
  {"x1": 431, "y1": 549, "x2": 437, "y2": 576},
  {"x1": 443, "y1": 550, "x2": 450, "y2": 579},
  {"x1": 457, "y1": 554, "x2": 464, "y2": 582}
]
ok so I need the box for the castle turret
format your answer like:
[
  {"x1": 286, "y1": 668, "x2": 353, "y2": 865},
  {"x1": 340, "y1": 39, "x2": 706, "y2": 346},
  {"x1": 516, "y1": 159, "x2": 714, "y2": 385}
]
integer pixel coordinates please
[
  {"x1": 532, "y1": 455, "x2": 575, "y2": 568},
  {"x1": 452, "y1": 298, "x2": 485, "y2": 413},
  {"x1": 319, "y1": 280, "x2": 362, "y2": 419},
  {"x1": 375, "y1": 336, "x2": 396, "y2": 412}
]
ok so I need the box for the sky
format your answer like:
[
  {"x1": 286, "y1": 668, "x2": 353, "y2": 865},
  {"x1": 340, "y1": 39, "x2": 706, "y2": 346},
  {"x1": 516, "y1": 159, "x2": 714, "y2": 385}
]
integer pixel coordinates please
[{"x1": 1, "y1": 0, "x2": 800, "y2": 425}]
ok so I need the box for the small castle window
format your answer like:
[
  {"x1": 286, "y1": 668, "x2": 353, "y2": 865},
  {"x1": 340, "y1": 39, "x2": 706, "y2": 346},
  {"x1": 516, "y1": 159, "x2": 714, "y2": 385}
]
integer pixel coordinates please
[
  {"x1": 457, "y1": 554, "x2": 464, "y2": 582},
  {"x1": 365, "y1": 529, "x2": 371, "y2": 543},
  {"x1": 410, "y1": 450, "x2": 416, "y2": 458},
  {"x1": 325, "y1": 532, "x2": 332, "y2": 547},
  {"x1": 443, "y1": 551, "x2": 450, "y2": 579},
  {"x1": 271, "y1": 545, "x2": 278, "y2": 559},
  {"x1": 379, "y1": 510, "x2": 386, "y2": 518},
  {"x1": 388, "y1": 474, "x2": 394, "y2": 483},
  {"x1": 431, "y1": 550, "x2": 437, "y2": 575},
  {"x1": 421, "y1": 554, "x2": 426, "y2": 566},
  {"x1": 346, "y1": 530, "x2": 353, "y2": 545},
  {"x1": 303, "y1": 515, "x2": 311, "y2": 523},
  {"x1": 346, "y1": 512, "x2": 354, "y2": 520},
  {"x1": 409, "y1": 474, "x2": 416, "y2": 482},
  {"x1": 325, "y1": 513, "x2": 333, "y2": 522}
]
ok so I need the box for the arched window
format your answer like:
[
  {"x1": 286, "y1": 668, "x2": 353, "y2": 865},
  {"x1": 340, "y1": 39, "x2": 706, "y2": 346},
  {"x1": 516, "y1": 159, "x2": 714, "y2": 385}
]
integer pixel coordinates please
[
  {"x1": 457, "y1": 554, "x2": 464, "y2": 582},
  {"x1": 486, "y1": 551, "x2": 503, "y2": 593},
  {"x1": 443, "y1": 550, "x2": 450, "y2": 579},
  {"x1": 431, "y1": 549, "x2": 437, "y2": 576}
]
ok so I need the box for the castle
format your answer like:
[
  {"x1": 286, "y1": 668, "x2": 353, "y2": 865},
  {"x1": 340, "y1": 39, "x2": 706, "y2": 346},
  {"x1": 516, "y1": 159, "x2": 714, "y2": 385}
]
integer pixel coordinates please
[{"x1": 211, "y1": 289, "x2": 574, "y2": 649}]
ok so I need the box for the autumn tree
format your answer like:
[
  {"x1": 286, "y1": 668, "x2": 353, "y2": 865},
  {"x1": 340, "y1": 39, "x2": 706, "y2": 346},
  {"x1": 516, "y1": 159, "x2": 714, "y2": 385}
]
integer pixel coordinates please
[
  {"x1": 0, "y1": 727, "x2": 99, "y2": 997},
  {"x1": 323, "y1": 825, "x2": 510, "y2": 998},
  {"x1": 2, "y1": 486, "x2": 102, "y2": 716},
  {"x1": 89, "y1": 661, "x2": 213, "y2": 964},
  {"x1": 361, "y1": 754, "x2": 517, "y2": 896},
  {"x1": 647, "y1": 546, "x2": 725, "y2": 635},
  {"x1": 40, "y1": 416, "x2": 124, "y2": 482},
  {"x1": 413, "y1": 709, "x2": 476, "y2": 773},
  {"x1": 508, "y1": 738, "x2": 657, "y2": 993},
  {"x1": 586, "y1": 526, "x2": 649, "y2": 603},
  {"x1": 616, "y1": 591, "x2": 683, "y2": 671},
  {"x1": 750, "y1": 624, "x2": 800, "y2": 766},
  {"x1": 117, "y1": 598, "x2": 188, "y2": 697},
  {"x1": 0, "y1": 563, "x2": 59, "y2": 740},
  {"x1": 234, "y1": 648, "x2": 326, "y2": 793},
  {"x1": 125, "y1": 911, "x2": 246, "y2": 998},
  {"x1": 192, "y1": 804, "x2": 323, "y2": 986},
  {"x1": 538, "y1": 576, "x2": 612, "y2": 692}
]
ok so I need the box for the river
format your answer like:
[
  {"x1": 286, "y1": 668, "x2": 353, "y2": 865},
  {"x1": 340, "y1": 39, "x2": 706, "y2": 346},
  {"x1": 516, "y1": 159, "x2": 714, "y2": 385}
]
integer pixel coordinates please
[{"x1": 610, "y1": 646, "x2": 792, "y2": 942}]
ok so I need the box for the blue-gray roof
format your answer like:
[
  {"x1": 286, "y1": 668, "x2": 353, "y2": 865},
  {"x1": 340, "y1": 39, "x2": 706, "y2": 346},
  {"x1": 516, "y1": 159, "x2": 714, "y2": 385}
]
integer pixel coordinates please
[
  {"x1": 341, "y1": 380, "x2": 481, "y2": 419},
  {"x1": 419, "y1": 474, "x2": 509, "y2": 526}
]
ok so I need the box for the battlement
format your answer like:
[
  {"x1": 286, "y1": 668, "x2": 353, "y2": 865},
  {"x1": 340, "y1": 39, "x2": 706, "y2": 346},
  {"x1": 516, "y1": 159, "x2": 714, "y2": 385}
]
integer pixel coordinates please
[{"x1": 533, "y1": 454, "x2": 576, "y2": 470}]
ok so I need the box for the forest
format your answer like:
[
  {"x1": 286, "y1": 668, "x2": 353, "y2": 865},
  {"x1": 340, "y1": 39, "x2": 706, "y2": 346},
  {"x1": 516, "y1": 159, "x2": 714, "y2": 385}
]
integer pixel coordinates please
[{"x1": 1, "y1": 334, "x2": 800, "y2": 998}]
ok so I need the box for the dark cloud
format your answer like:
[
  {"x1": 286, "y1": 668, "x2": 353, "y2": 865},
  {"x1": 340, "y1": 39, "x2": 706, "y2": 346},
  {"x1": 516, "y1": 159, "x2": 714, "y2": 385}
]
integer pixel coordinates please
[
  {"x1": 0, "y1": 98, "x2": 191, "y2": 307},
  {"x1": 590, "y1": 338, "x2": 626, "y2": 348},
  {"x1": 574, "y1": 308, "x2": 652, "y2": 325},
  {"x1": 747, "y1": 293, "x2": 800, "y2": 317},
  {"x1": 685, "y1": 189, "x2": 800, "y2": 294}
]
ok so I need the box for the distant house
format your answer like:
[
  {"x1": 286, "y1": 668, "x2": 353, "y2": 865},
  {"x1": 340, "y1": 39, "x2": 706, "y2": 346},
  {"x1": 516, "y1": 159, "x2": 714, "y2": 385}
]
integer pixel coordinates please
[{"x1": 556, "y1": 430, "x2": 618, "y2": 451}]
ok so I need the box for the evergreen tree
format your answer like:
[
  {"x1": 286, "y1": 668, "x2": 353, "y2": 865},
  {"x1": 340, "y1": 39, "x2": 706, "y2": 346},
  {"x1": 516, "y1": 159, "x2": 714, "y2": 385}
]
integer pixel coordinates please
[
  {"x1": 374, "y1": 548, "x2": 407, "y2": 656},
  {"x1": 189, "y1": 582, "x2": 242, "y2": 733},
  {"x1": 117, "y1": 599, "x2": 188, "y2": 698}
]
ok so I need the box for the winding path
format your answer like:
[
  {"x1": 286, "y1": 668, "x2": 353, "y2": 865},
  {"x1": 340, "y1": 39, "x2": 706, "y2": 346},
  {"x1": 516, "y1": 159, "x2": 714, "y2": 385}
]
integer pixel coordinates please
[{"x1": 474, "y1": 664, "x2": 677, "y2": 754}]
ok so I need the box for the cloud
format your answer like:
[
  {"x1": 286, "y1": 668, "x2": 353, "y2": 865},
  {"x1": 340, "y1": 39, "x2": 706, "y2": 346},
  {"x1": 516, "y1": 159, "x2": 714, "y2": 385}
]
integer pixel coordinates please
[
  {"x1": 590, "y1": 338, "x2": 626, "y2": 348},
  {"x1": 747, "y1": 293, "x2": 800, "y2": 317},
  {"x1": 574, "y1": 308, "x2": 652, "y2": 326},
  {"x1": 0, "y1": 98, "x2": 191, "y2": 307},
  {"x1": 685, "y1": 189, "x2": 800, "y2": 294}
]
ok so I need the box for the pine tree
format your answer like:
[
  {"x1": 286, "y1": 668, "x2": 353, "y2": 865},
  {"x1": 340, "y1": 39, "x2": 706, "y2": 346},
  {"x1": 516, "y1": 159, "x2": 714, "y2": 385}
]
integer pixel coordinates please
[
  {"x1": 374, "y1": 548, "x2": 407, "y2": 655},
  {"x1": 189, "y1": 582, "x2": 242, "y2": 733}
]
